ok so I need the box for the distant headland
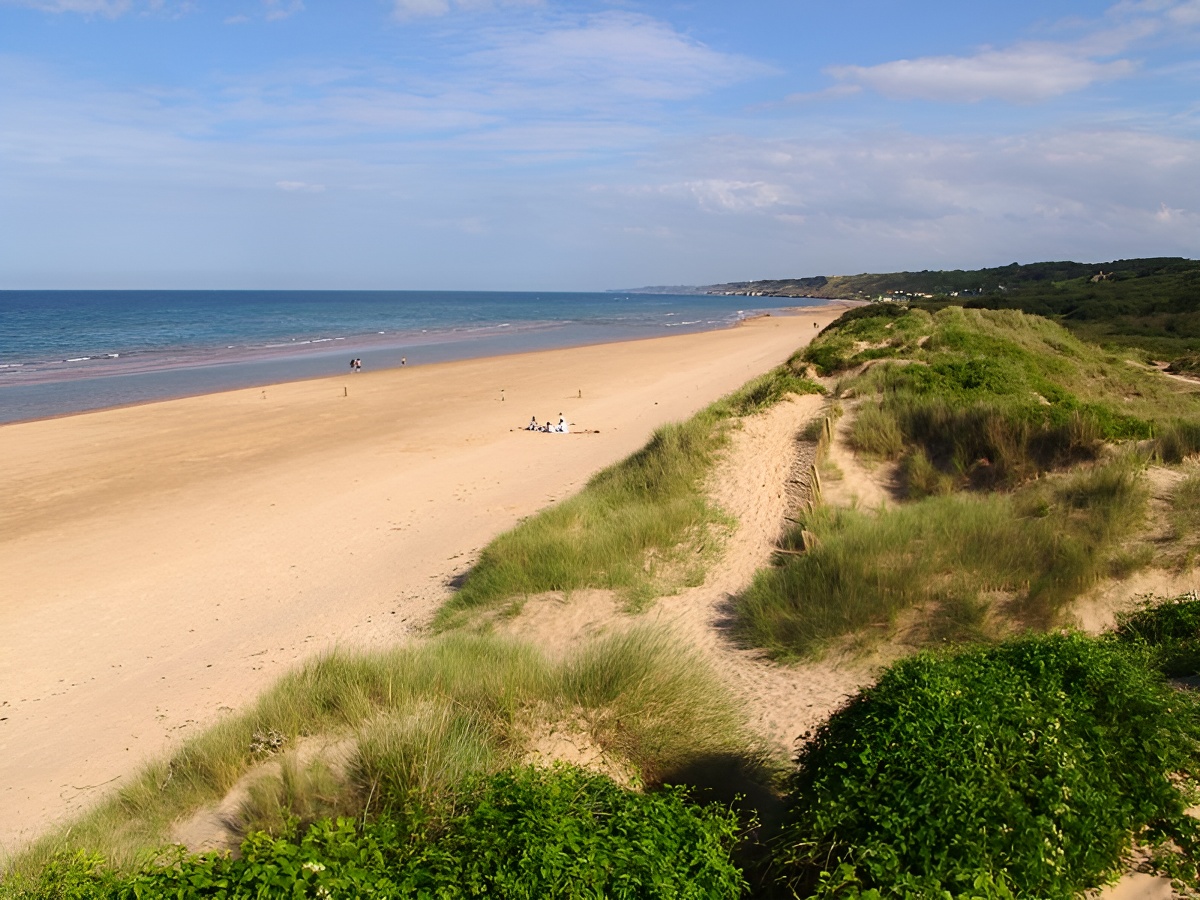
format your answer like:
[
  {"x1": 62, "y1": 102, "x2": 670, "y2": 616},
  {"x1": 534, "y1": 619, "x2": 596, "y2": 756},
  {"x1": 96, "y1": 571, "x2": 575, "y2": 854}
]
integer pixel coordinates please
[{"x1": 617, "y1": 256, "x2": 1198, "y2": 302}]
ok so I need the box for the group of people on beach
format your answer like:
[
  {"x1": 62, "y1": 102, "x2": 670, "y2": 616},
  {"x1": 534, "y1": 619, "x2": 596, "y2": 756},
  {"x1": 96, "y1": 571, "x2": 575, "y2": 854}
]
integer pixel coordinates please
[
  {"x1": 527, "y1": 414, "x2": 570, "y2": 433},
  {"x1": 349, "y1": 356, "x2": 406, "y2": 371}
]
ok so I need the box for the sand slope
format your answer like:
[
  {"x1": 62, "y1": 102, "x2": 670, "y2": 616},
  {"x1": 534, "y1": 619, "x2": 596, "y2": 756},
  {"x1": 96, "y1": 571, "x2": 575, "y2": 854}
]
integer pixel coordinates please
[
  {"x1": 0, "y1": 309, "x2": 842, "y2": 853},
  {"x1": 491, "y1": 394, "x2": 872, "y2": 760}
]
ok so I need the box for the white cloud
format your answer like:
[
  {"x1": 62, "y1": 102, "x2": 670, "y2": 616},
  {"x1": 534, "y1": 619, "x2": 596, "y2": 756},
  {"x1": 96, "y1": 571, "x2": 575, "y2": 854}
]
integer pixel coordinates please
[
  {"x1": 681, "y1": 180, "x2": 786, "y2": 213},
  {"x1": 1, "y1": 0, "x2": 131, "y2": 14},
  {"x1": 822, "y1": 0, "x2": 1200, "y2": 105},
  {"x1": 1157, "y1": 201, "x2": 1185, "y2": 221},
  {"x1": 0, "y1": 0, "x2": 194, "y2": 14},
  {"x1": 263, "y1": 0, "x2": 302, "y2": 21},
  {"x1": 595, "y1": 127, "x2": 1200, "y2": 279},
  {"x1": 829, "y1": 45, "x2": 1134, "y2": 104},
  {"x1": 275, "y1": 180, "x2": 324, "y2": 192},
  {"x1": 392, "y1": 0, "x2": 539, "y2": 20},
  {"x1": 392, "y1": 0, "x2": 447, "y2": 18},
  {"x1": 1168, "y1": 0, "x2": 1200, "y2": 23},
  {"x1": 469, "y1": 12, "x2": 771, "y2": 103}
]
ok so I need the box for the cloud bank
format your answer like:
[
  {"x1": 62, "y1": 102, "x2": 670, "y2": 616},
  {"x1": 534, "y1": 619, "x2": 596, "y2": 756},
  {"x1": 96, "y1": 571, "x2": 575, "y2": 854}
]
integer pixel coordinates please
[{"x1": 829, "y1": 46, "x2": 1134, "y2": 104}]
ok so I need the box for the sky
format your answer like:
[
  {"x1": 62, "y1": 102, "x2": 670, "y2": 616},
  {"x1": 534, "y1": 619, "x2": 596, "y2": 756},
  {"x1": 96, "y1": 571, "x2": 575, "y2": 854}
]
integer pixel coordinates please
[{"x1": 1, "y1": 0, "x2": 1198, "y2": 289}]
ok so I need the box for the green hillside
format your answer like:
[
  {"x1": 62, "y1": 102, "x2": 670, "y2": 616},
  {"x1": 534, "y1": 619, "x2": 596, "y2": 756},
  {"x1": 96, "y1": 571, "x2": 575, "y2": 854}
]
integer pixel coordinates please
[{"x1": 708, "y1": 257, "x2": 1200, "y2": 360}]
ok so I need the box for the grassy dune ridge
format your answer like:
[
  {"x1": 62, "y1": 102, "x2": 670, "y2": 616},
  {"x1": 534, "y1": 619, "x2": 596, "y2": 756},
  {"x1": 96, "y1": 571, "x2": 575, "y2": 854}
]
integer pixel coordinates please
[
  {"x1": 436, "y1": 364, "x2": 822, "y2": 627},
  {"x1": 813, "y1": 305, "x2": 1200, "y2": 488},
  {"x1": 8, "y1": 306, "x2": 1200, "y2": 899},
  {"x1": 733, "y1": 305, "x2": 1200, "y2": 659},
  {"x1": 737, "y1": 461, "x2": 1148, "y2": 658},
  {"x1": 11, "y1": 625, "x2": 1200, "y2": 899},
  {"x1": 710, "y1": 256, "x2": 1200, "y2": 362},
  {"x1": 4, "y1": 629, "x2": 756, "y2": 881}
]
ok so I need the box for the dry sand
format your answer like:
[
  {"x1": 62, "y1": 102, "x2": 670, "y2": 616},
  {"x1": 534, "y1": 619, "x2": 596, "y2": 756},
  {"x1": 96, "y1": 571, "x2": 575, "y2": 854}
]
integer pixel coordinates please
[
  {"x1": 0, "y1": 306, "x2": 845, "y2": 854},
  {"x1": 493, "y1": 393, "x2": 874, "y2": 759}
]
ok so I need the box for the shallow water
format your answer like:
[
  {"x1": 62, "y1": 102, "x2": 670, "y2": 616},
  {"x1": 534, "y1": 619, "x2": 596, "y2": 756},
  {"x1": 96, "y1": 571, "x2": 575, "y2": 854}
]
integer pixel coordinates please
[{"x1": 0, "y1": 290, "x2": 819, "y2": 423}]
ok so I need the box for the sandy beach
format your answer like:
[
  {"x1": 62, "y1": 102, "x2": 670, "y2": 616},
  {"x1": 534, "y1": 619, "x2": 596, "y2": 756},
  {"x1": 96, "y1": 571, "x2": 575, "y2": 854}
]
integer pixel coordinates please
[{"x1": 0, "y1": 307, "x2": 844, "y2": 854}]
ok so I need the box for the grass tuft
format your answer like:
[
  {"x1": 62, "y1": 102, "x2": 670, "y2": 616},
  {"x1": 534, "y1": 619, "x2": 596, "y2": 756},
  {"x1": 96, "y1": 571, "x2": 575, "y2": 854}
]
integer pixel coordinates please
[
  {"x1": 811, "y1": 306, "x2": 1200, "y2": 491},
  {"x1": 436, "y1": 367, "x2": 822, "y2": 626},
  {"x1": 733, "y1": 460, "x2": 1148, "y2": 658},
  {"x1": 559, "y1": 628, "x2": 766, "y2": 784},
  {"x1": 5, "y1": 629, "x2": 752, "y2": 878}
]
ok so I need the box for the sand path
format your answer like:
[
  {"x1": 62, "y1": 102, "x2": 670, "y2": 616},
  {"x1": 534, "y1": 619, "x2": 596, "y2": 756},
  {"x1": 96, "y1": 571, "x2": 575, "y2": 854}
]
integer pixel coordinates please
[
  {"x1": 0, "y1": 308, "x2": 844, "y2": 854},
  {"x1": 497, "y1": 393, "x2": 873, "y2": 760}
]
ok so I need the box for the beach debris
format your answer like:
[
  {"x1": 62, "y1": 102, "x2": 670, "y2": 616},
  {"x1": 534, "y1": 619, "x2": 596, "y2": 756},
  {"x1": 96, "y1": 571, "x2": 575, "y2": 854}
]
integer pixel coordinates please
[{"x1": 249, "y1": 729, "x2": 286, "y2": 755}]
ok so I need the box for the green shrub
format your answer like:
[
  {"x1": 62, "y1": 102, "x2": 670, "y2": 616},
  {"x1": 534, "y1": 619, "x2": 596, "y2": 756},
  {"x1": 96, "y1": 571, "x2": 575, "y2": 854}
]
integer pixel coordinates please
[
  {"x1": 6, "y1": 767, "x2": 747, "y2": 900},
  {"x1": 1115, "y1": 593, "x2": 1200, "y2": 677},
  {"x1": 1167, "y1": 352, "x2": 1200, "y2": 375},
  {"x1": 773, "y1": 635, "x2": 1200, "y2": 899},
  {"x1": 420, "y1": 766, "x2": 747, "y2": 899},
  {"x1": 7, "y1": 629, "x2": 753, "y2": 878}
]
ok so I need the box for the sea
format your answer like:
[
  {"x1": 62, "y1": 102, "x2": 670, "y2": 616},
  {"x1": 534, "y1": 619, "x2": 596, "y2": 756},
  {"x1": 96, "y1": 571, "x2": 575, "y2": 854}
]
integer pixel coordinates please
[{"x1": 0, "y1": 290, "x2": 822, "y2": 424}]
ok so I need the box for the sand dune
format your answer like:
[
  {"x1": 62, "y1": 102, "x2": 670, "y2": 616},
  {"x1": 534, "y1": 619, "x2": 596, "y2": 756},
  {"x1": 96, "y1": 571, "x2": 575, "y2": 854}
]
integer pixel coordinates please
[{"x1": 0, "y1": 307, "x2": 843, "y2": 853}]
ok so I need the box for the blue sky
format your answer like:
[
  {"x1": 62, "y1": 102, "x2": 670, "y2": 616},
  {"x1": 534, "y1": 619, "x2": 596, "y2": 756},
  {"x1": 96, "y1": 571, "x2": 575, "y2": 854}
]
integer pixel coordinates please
[{"x1": 2, "y1": 0, "x2": 1198, "y2": 289}]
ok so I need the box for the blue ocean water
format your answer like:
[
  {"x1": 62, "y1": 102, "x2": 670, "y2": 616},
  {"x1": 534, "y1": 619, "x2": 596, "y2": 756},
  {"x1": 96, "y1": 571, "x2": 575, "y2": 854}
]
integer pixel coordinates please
[{"x1": 0, "y1": 290, "x2": 820, "y2": 424}]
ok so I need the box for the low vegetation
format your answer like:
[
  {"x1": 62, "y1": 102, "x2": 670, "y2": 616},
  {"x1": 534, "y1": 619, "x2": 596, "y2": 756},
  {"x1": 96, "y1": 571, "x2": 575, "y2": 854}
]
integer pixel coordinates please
[
  {"x1": 1116, "y1": 592, "x2": 1200, "y2": 679},
  {"x1": 1165, "y1": 473, "x2": 1200, "y2": 571},
  {"x1": 5, "y1": 629, "x2": 755, "y2": 880},
  {"x1": 436, "y1": 365, "x2": 821, "y2": 627},
  {"x1": 1169, "y1": 353, "x2": 1200, "y2": 376},
  {"x1": 732, "y1": 305, "x2": 1200, "y2": 659},
  {"x1": 14, "y1": 627, "x2": 1200, "y2": 900},
  {"x1": 773, "y1": 634, "x2": 1200, "y2": 900},
  {"x1": 708, "y1": 256, "x2": 1200, "y2": 363},
  {"x1": 808, "y1": 305, "x2": 1200, "y2": 490},
  {"x1": 11, "y1": 303, "x2": 1200, "y2": 898},
  {"x1": 8, "y1": 766, "x2": 746, "y2": 899},
  {"x1": 735, "y1": 460, "x2": 1147, "y2": 658}
]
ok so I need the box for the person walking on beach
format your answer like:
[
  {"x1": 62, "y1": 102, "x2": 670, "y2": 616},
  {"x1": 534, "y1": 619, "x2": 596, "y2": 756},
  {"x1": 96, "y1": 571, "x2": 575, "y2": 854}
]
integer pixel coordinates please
[{"x1": 350, "y1": 357, "x2": 356, "y2": 372}]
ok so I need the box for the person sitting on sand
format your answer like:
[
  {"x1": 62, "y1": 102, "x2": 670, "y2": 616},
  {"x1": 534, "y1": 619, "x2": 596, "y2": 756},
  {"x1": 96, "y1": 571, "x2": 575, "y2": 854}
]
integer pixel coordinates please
[
  {"x1": 555, "y1": 414, "x2": 569, "y2": 434},
  {"x1": 527, "y1": 415, "x2": 538, "y2": 431}
]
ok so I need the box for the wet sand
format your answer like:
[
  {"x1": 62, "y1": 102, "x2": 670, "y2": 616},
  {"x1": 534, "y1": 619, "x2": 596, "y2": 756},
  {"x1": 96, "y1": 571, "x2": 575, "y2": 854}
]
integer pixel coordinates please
[{"x1": 0, "y1": 307, "x2": 844, "y2": 854}]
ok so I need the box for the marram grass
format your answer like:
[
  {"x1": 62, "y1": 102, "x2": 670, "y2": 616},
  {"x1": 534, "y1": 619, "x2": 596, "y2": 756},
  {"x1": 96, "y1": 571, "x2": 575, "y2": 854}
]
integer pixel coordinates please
[
  {"x1": 735, "y1": 459, "x2": 1148, "y2": 659},
  {"x1": 811, "y1": 305, "x2": 1200, "y2": 491},
  {"x1": 436, "y1": 365, "x2": 822, "y2": 627},
  {"x1": 4, "y1": 628, "x2": 755, "y2": 879}
]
